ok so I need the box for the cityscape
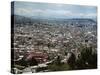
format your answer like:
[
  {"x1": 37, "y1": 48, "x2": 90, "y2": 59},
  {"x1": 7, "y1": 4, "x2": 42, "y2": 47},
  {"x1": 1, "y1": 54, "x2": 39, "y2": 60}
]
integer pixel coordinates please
[{"x1": 11, "y1": 1, "x2": 97, "y2": 74}]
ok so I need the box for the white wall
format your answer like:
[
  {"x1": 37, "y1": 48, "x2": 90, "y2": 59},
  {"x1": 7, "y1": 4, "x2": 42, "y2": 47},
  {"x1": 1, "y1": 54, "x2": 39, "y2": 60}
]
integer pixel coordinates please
[{"x1": 0, "y1": 0, "x2": 100, "y2": 75}]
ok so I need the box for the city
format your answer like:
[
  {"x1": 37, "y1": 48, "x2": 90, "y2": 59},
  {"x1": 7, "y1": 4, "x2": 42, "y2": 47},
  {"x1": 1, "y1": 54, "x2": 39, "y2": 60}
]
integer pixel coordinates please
[{"x1": 11, "y1": 2, "x2": 97, "y2": 74}]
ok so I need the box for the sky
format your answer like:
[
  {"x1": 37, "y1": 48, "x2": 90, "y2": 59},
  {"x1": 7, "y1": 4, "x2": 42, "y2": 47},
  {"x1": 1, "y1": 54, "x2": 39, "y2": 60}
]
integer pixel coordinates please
[{"x1": 13, "y1": 1, "x2": 97, "y2": 19}]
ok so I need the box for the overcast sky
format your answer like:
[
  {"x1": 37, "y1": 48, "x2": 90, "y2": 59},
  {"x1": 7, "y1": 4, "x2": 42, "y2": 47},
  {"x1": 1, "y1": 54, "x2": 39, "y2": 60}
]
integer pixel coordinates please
[{"x1": 13, "y1": 1, "x2": 97, "y2": 19}]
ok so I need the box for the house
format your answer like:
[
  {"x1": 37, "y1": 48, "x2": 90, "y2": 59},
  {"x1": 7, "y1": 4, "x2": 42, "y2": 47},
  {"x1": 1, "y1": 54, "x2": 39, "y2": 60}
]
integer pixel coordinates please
[{"x1": 26, "y1": 51, "x2": 48, "y2": 64}]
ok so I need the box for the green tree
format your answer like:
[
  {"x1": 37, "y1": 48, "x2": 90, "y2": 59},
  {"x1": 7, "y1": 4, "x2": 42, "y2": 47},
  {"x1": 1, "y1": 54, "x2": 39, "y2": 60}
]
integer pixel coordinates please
[
  {"x1": 67, "y1": 52, "x2": 76, "y2": 69},
  {"x1": 76, "y1": 47, "x2": 97, "y2": 69}
]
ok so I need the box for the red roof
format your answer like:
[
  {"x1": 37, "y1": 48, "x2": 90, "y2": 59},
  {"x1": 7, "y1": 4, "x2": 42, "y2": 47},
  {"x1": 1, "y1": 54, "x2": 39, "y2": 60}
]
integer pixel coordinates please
[{"x1": 26, "y1": 51, "x2": 48, "y2": 63}]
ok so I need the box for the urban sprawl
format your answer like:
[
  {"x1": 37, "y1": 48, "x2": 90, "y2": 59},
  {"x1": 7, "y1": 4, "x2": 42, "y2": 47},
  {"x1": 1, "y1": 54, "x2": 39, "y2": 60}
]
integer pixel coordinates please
[{"x1": 11, "y1": 17, "x2": 97, "y2": 74}]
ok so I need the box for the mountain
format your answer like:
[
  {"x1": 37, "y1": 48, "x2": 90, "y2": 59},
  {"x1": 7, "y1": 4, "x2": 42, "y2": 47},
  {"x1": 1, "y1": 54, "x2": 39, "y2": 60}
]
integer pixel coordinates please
[{"x1": 12, "y1": 15, "x2": 96, "y2": 26}]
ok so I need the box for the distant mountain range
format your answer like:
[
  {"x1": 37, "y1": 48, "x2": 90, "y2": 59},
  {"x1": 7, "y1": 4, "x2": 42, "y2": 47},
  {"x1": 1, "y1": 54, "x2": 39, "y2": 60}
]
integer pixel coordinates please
[{"x1": 12, "y1": 15, "x2": 97, "y2": 25}]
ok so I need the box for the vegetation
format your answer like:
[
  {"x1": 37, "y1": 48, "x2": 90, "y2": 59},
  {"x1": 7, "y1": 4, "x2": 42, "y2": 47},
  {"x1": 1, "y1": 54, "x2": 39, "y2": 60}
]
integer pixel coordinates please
[
  {"x1": 67, "y1": 52, "x2": 76, "y2": 69},
  {"x1": 47, "y1": 55, "x2": 70, "y2": 71},
  {"x1": 48, "y1": 46, "x2": 97, "y2": 71},
  {"x1": 48, "y1": 63, "x2": 70, "y2": 71},
  {"x1": 12, "y1": 45, "x2": 97, "y2": 73},
  {"x1": 76, "y1": 46, "x2": 97, "y2": 69}
]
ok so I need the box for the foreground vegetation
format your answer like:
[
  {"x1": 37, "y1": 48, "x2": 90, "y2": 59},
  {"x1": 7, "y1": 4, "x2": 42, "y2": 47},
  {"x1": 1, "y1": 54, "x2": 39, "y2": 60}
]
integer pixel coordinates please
[{"x1": 11, "y1": 46, "x2": 97, "y2": 73}]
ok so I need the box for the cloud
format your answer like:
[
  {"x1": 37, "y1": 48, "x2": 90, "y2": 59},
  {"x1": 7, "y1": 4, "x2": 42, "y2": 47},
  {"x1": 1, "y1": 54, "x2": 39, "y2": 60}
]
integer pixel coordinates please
[
  {"x1": 85, "y1": 13, "x2": 97, "y2": 17},
  {"x1": 14, "y1": 1, "x2": 97, "y2": 19},
  {"x1": 76, "y1": 13, "x2": 97, "y2": 18},
  {"x1": 64, "y1": 12, "x2": 97, "y2": 18},
  {"x1": 15, "y1": 8, "x2": 33, "y2": 15},
  {"x1": 15, "y1": 7, "x2": 97, "y2": 18}
]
